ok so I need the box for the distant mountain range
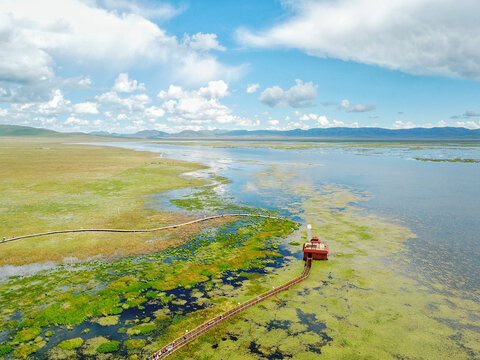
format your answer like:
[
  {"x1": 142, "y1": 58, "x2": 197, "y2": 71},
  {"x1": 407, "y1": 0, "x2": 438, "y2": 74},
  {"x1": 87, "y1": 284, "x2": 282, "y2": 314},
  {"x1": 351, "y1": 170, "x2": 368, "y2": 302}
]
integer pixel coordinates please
[{"x1": 1, "y1": 124, "x2": 480, "y2": 140}]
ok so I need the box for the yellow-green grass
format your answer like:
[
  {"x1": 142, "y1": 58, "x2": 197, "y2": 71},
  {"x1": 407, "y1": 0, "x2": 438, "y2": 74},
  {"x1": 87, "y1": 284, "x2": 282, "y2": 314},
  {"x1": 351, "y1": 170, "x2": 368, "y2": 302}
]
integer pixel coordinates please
[
  {"x1": 153, "y1": 140, "x2": 480, "y2": 151},
  {"x1": 0, "y1": 137, "x2": 210, "y2": 265}
]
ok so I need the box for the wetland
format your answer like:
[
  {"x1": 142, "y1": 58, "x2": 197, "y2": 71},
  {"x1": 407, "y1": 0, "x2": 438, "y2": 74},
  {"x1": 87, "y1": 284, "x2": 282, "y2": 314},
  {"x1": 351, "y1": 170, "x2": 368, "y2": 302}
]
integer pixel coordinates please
[{"x1": 1, "y1": 138, "x2": 479, "y2": 359}]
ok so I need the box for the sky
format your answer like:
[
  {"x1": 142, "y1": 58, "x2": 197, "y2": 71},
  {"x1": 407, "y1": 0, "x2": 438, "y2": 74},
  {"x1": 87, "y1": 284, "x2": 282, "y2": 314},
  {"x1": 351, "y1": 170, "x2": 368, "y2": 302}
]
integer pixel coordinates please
[{"x1": 1, "y1": 0, "x2": 480, "y2": 134}]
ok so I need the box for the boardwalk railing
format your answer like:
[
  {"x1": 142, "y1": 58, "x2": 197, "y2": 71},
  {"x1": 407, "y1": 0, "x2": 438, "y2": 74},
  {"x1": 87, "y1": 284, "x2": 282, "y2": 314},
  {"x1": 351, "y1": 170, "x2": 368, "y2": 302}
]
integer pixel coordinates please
[
  {"x1": 0, "y1": 213, "x2": 283, "y2": 245},
  {"x1": 149, "y1": 257, "x2": 313, "y2": 359}
]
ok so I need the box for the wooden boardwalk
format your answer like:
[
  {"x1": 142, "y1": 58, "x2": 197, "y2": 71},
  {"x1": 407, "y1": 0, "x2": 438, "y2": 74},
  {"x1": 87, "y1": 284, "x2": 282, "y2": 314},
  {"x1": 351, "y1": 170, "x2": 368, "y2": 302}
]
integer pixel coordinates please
[
  {"x1": 149, "y1": 257, "x2": 313, "y2": 359},
  {"x1": 0, "y1": 213, "x2": 282, "y2": 245}
]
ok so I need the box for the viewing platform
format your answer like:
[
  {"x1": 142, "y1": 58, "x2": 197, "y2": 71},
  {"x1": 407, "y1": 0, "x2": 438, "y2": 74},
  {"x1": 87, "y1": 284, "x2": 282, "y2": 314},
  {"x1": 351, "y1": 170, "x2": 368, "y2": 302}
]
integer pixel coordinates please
[{"x1": 302, "y1": 225, "x2": 329, "y2": 260}]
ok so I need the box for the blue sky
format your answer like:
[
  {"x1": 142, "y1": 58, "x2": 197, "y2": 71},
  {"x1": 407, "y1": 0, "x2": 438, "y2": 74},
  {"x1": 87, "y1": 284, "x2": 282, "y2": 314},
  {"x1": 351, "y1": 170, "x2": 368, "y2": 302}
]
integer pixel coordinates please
[{"x1": 1, "y1": 0, "x2": 480, "y2": 133}]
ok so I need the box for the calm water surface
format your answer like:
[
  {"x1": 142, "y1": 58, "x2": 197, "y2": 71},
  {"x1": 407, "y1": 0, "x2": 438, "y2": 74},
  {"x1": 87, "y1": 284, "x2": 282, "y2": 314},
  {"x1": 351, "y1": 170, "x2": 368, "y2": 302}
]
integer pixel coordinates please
[{"x1": 87, "y1": 141, "x2": 480, "y2": 297}]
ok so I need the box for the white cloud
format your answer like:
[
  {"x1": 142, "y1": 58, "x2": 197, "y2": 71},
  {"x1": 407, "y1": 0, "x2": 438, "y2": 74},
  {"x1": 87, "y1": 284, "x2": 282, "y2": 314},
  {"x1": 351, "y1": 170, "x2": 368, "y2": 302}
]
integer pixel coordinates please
[
  {"x1": 392, "y1": 120, "x2": 416, "y2": 129},
  {"x1": 65, "y1": 116, "x2": 89, "y2": 126},
  {"x1": 294, "y1": 111, "x2": 350, "y2": 128},
  {"x1": 98, "y1": 0, "x2": 181, "y2": 20},
  {"x1": 340, "y1": 99, "x2": 375, "y2": 112},
  {"x1": 145, "y1": 106, "x2": 165, "y2": 119},
  {"x1": 158, "y1": 80, "x2": 229, "y2": 100},
  {"x1": 454, "y1": 120, "x2": 480, "y2": 129},
  {"x1": 246, "y1": 83, "x2": 260, "y2": 93},
  {"x1": 348, "y1": 104, "x2": 376, "y2": 113},
  {"x1": 237, "y1": 0, "x2": 480, "y2": 79},
  {"x1": 113, "y1": 73, "x2": 145, "y2": 93},
  {"x1": 157, "y1": 81, "x2": 255, "y2": 127},
  {"x1": 183, "y1": 33, "x2": 226, "y2": 52},
  {"x1": 73, "y1": 102, "x2": 99, "y2": 114},
  {"x1": 268, "y1": 119, "x2": 279, "y2": 126},
  {"x1": 0, "y1": 0, "x2": 242, "y2": 96},
  {"x1": 258, "y1": 79, "x2": 317, "y2": 108},
  {"x1": 62, "y1": 76, "x2": 92, "y2": 90},
  {"x1": 95, "y1": 91, "x2": 151, "y2": 111}
]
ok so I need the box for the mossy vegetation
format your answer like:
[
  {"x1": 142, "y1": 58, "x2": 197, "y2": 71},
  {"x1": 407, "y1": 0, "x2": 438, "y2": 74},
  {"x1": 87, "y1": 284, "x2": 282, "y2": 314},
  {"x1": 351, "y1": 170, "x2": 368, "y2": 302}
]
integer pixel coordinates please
[
  {"x1": 13, "y1": 342, "x2": 41, "y2": 358},
  {"x1": 2, "y1": 139, "x2": 478, "y2": 359},
  {"x1": 166, "y1": 162, "x2": 479, "y2": 360},
  {"x1": 57, "y1": 337, "x2": 83, "y2": 350},
  {"x1": 96, "y1": 340, "x2": 120, "y2": 353},
  {"x1": 14, "y1": 327, "x2": 42, "y2": 342},
  {"x1": 124, "y1": 339, "x2": 146, "y2": 350},
  {"x1": 92, "y1": 315, "x2": 120, "y2": 326},
  {"x1": 0, "y1": 140, "x2": 298, "y2": 359},
  {"x1": 126, "y1": 323, "x2": 156, "y2": 336},
  {"x1": 0, "y1": 344, "x2": 13, "y2": 356}
]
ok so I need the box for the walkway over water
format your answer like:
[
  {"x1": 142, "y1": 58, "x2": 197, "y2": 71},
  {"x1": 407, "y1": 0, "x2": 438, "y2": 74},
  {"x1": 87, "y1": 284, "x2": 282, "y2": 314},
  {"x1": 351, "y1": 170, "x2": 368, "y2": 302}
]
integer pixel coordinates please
[
  {"x1": 0, "y1": 213, "x2": 282, "y2": 244},
  {"x1": 149, "y1": 257, "x2": 312, "y2": 359}
]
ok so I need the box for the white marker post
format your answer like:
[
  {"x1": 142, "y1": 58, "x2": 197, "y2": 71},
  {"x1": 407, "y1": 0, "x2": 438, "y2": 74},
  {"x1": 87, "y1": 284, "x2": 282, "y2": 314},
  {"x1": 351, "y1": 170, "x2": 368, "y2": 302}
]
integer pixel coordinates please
[{"x1": 307, "y1": 224, "x2": 312, "y2": 241}]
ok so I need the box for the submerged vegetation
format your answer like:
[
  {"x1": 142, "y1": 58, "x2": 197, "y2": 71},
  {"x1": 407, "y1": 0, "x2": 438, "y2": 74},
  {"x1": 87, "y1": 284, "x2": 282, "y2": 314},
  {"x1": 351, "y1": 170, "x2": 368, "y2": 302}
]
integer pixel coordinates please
[
  {"x1": 168, "y1": 163, "x2": 480, "y2": 359},
  {"x1": 0, "y1": 139, "x2": 298, "y2": 358},
  {"x1": 414, "y1": 157, "x2": 480, "y2": 163},
  {"x1": 1, "y1": 139, "x2": 479, "y2": 359},
  {"x1": 0, "y1": 213, "x2": 296, "y2": 358}
]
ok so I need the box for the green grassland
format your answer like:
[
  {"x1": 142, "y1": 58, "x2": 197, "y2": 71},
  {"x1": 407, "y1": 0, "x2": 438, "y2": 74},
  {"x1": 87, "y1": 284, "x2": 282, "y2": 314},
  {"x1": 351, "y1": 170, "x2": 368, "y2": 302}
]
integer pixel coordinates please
[
  {"x1": 1, "y1": 138, "x2": 479, "y2": 359},
  {"x1": 0, "y1": 138, "x2": 298, "y2": 359},
  {"x1": 0, "y1": 137, "x2": 211, "y2": 265}
]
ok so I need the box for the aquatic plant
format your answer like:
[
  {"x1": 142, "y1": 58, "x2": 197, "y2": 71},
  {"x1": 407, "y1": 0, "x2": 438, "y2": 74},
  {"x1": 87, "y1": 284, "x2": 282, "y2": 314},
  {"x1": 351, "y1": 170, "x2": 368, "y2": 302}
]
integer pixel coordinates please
[
  {"x1": 57, "y1": 337, "x2": 83, "y2": 350},
  {"x1": 96, "y1": 340, "x2": 120, "y2": 353}
]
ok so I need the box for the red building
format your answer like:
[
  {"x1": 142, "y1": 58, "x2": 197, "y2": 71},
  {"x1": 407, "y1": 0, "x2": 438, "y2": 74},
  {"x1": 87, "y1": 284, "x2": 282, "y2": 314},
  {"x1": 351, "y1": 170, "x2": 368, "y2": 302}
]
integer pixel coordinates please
[{"x1": 303, "y1": 236, "x2": 329, "y2": 260}]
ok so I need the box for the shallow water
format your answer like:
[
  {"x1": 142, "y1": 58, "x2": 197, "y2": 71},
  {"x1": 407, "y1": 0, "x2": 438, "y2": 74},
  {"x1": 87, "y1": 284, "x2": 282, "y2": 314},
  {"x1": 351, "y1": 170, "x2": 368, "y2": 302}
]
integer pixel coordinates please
[{"x1": 88, "y1": 141, "x2": 480, "y2": 298}]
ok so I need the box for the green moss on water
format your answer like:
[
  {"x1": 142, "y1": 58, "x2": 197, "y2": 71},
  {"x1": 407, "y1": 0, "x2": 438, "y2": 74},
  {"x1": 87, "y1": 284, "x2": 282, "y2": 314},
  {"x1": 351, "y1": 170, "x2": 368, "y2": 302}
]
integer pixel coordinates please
[
  {"x1": 124, "y1": 339, "x2": 146, "y2": 350},
  {"x1": 0, "y1": 344, "x2": 13, "y2": 356},
  {"x1": 92, "y1": 315, "x2": 119, "y2": 326},
  {"x1": 168, "y1": 165, "x2": 480, "y2": 360},
  {"x1": 14, "y1": 327, "x2": 41, "y2": 343},
  {"x1": 96, "y1": 340, "x2": 120, "y2": 353},
  {"x1": 126, "y1": 323, "x2": 156, "y2": 336},
  {"x1": 13, "y1": 343, "x2": 40, "y2": 358},
  {"x1": 57, "y1": 337, "x2": 83, "y2": 350}
]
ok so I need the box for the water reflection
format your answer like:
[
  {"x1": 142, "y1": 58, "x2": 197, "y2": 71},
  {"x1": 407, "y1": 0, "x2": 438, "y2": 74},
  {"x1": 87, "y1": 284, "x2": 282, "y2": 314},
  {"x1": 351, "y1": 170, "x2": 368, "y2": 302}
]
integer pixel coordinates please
[{"x1": 85, "y1": 141, "x2": 480, "y2": 296}]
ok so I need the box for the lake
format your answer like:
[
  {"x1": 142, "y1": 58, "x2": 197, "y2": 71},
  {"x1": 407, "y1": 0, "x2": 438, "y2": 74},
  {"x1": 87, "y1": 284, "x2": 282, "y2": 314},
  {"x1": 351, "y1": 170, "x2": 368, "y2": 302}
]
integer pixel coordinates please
[{"x1": 89, "y1": 141, "x2": 480, "y2": 300}]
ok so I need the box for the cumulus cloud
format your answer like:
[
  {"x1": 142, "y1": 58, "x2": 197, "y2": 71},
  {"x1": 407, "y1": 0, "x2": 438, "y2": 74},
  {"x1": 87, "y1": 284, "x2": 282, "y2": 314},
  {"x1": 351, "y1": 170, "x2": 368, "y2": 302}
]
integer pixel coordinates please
[
  {"x1": 0, "y1": 0, "x2": 242, "y2": 99},
  {"x1": 95, "y1": 91, "x2": 151, "y2": 111},
  {"x1": 157, "y1": 81, "x2": 255, "y2": 127},
  {"x1": 113, "y1": 73, "x2": 145, "y2": 93},
  {"x1": 392, "y1": 119, "x2": 480, "y2": 129},
  {"x1": 258, "y1": 79, "x2": 317, "y2": 108},
  {"x1": 237, "y1": 0, "x2": 480, "y2": 79},
  {"x1": 392, "y1": 120, "x2": 416, "y2": 129},
  {"x1": 73, "y1": 102, "x2": 99, "y2": 115},
  {"x1": 293, "y1": 111, "x2": 348, "y2": 128},
  {"x1": 246, "y1": 83, "x2": 260, "y2": 93},
  {"x1": 454, "y1": 120, "x2": 480, "y2": 129},
  {"x1": 183, "y1": 33, "x2": 226, "y2": 52},
  {"x1": 65, "y1": 116, "x2": 89, "y2": 126},
  {"x1": 340, "y1": 99, "x2": 376, "y2": 113}
]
